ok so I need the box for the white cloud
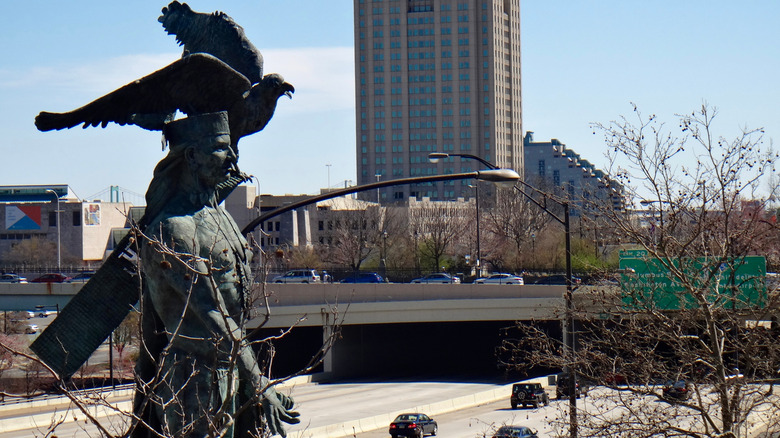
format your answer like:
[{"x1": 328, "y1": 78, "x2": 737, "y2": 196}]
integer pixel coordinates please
[
  {"x1": 263, "y1": 47, "x2": 356, "y2": 114},
  {"x1": 3, "y1": 47, "x2": 356, "y2": 115}
]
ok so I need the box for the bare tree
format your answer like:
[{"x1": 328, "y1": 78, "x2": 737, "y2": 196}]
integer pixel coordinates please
[
  {"x1": 3, "y1": 237, "x2": 58, "y2": 267},
  {"x1": 483, "y1": 187, "x2": 554, "y2": 272},
  {"x1": 319, "y1": 205, "x2": 384, "y2": 271},
  {"x1": 113, "y1": 310, "x2": 140, "y2": 371},
  {"x1": 501, "y1": 104, "x2": 780, "y2": 437},
  {"x1": 409, "y1": 198, "x2": 469, "y2": 271}
]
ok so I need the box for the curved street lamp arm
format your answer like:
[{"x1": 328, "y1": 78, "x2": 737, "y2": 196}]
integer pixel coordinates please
[{"x1": 240, "y1": 170, "x2": 518, "y2": 236}]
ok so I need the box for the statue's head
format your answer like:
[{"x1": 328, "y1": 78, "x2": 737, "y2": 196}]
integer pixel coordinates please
[
  {"x1": 163, "y1": 112, "x2": 235, "y2": 188},
  {"x1": 146, "y1": 111, "x2": 234, "y2": 213}
]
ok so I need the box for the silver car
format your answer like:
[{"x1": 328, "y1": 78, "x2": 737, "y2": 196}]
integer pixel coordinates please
[
  {"x1": 0, "y1": 273, "x2": 27, "y2": 283},
  {"x1": 410, "y1": 273, "x2": 461, "y2": 284},
  {"x1": 475, "y1": 273, "x2": 524, "y2": 285},
  {"x1": 272, "y1": 269, "x2": 321, "y2": 284}
]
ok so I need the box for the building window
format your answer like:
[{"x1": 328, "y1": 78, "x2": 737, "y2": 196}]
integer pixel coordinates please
[
  {"x1": 538, "y1": 160, "x2": 545, "y2": 176},
  {"x1": 553, "y1": 170, "x2": 560, "y2": 186},
  {"x1": 49, "y1": 212, "x2": 56, "y2": 226},
  {"x1": 72, "y1": 211, "x2": 81, "y2": 226}
]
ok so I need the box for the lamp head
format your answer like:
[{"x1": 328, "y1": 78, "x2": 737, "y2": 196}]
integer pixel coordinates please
[
  {"x1": 476, "y1": 169, "x2": 521, "y2": 187},
  {"x1": 428, "y1": 152, "x2": 449, "y2": 163}
]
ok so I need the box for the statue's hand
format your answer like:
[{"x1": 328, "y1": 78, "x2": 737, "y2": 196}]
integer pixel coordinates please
[{"x1": 261, "y1": 390, "x2": 300, "y2": 437}]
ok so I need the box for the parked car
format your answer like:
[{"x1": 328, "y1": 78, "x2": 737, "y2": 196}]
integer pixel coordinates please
[
  {"x1": 510, "y1": 382, "x2": 549, "y2": 409},
  {"x1": 663, "y1": 380, "x2": 691, "y2": 401},
  {"x1": 556, "y1": 373, "x2": 586, "y2": 399},
  {"x1": 410, "y1": 273, "x2": 460, "y2": 284},
  {"x1": 271, "y1": 269, "x2": 321, "y2": 284},
  {"x1": 25, "y1": 323, "x2": 39, "y2": 334},
  {"x1": 492, "y1": 425, "x2": 539, "y2": 438},
  {"x1": 475, "y1": 273, "x2": 524, "y2": 285},
  {"x1": 30, "y1": 273, "x2": 71, "y2": 283},
  {"x1": 532, "y1": 274, "x2": 581, "y2": 285},
  {"x1": 0, "y1": 273, "x2": 27, "y2": 283},
  {"x1": 388, "y1": 413, "x2": 437, "y2": 437},
  {"x1": 340, "y1": 272, "x2": 387, "y2": 283},
  {"x1": 67, "y1": 271, "x2": 95, "y2": 283}
]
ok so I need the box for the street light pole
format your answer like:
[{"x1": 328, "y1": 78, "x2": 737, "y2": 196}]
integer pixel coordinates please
[
  {"x1": 474, "y1": 183, "x2": 480, "y2": 274},
  {"x1": 428, "y1": 152, "x2": 578, "y2": 438},
  {"x1": 381, "y1": 230, "x2": 388, "y2": 278},
  {"x1": 429, "y1": 153, "x2": 495, "y2": 275},
  {"x1": 45, "y1": 189, "x2": 61, "y2": 272},
  {"x1": 375, "y1": 173, "x2": 381, "y2": 203}
]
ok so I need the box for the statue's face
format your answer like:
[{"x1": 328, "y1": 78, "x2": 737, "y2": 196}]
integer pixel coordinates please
[{"x1": 189, "y1": 134, "x2": 235, "y2": 187}]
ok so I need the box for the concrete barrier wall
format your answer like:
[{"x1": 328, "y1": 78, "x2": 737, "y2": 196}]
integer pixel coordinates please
[{"x1": 259, "y1": 283, "x2": 565, "y2": 305}]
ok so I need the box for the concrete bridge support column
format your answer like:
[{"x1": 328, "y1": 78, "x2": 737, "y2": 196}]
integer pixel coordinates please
[{"x1": 321, "y1": 308, "x2": 334, "y2": 375}]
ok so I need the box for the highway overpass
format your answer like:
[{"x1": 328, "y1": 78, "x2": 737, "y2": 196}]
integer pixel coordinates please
[{"x1": 0, "y1": 282, "x2": 588, "y2": 379}]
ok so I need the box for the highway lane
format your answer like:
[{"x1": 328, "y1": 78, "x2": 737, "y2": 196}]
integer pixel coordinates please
[
  {"x1": 353, "y1": 397, "x2": 566, "y2": 438},
  {"x1": 0, "y1": 379, "x2": 529, "y2": 438}
]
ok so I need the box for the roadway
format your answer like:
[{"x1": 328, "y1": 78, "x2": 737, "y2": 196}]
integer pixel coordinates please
[
  {"x1": 353, "y1": 398, "x2": 559, "y2": 438},
  {"x1": 3, "y1": 380, "x2": 775, "y2": 437},
  {"x1": 0, "y1": 377, "x2": 558, "y2": 438}
]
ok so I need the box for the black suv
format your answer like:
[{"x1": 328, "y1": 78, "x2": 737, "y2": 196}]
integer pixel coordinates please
[{"x1": 510, "y1": 383, "x2": 549, "y2": 409}]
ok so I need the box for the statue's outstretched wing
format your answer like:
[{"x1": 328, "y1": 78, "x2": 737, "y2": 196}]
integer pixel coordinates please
[
  {"x1": 35, "y1": 53, "x2": 251, "y2": 132},
  {"x1": 159, "y1": 1, "x2": 263, "y2": 84}
]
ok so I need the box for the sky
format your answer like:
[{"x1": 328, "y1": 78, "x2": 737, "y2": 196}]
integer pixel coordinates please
[{"x1": 1, "y1": 1, "x2": 778, "y2": 203}]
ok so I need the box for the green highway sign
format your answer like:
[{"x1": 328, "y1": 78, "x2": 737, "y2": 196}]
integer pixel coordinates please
[{"x1": 619, "y1": 254, "x2": 767, "y2": 310}]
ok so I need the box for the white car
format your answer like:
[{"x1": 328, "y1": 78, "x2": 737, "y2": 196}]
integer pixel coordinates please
[
  {"x1": 271, "y1": 269, "x2": 321, "y2": 284},
  {"x1": 474, "y1": 273, "x2": 524, "y2": 285}
]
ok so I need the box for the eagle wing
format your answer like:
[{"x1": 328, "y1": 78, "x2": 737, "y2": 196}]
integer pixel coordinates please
[
  {"x1": 159, "y1": 1, "x2": 263, "y2": 84},
  {"x1": 35, "y1": 53, "x2": 251, "y2": 132}
]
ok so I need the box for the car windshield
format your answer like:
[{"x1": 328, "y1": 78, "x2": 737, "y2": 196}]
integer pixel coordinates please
[
  {"x1": 394, "y1": 414, "x2": 418, "y2": 422},
  {"x1": 497, "y1": 426, "x2": 525, "y2": 435}
]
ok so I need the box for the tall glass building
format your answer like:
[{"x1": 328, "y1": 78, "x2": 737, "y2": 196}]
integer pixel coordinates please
[{"x1": 354, "y1": 0, "x2": 523, "y2": 202}]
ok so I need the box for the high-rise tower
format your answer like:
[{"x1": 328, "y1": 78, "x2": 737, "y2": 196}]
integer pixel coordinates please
[{"x1": 354, "y1": 0, "x2": 522, "y2": 202}]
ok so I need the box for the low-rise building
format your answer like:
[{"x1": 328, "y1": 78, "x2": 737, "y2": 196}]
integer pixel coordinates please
[{"x1": 0, "y1": 185, "x2": 133, "y2": 269}]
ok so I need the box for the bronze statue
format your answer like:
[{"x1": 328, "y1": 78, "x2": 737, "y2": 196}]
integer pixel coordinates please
[
  {"x1": 30, "y1": 3, "x2": 299, "y2": 437},
  {"x1": 132, "y1": 112, "x2": 298, "y2": 437}
]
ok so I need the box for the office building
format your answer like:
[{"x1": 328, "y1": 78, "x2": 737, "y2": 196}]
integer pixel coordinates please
[
  {"x1": 354, "y1": 0, "x2": 523, "y2": 202},
  {"x1": 523, "y1": 132, "x2": 626, "y2": 214}
]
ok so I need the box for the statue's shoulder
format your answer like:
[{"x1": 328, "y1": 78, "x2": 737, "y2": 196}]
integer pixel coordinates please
[{"x1": 145, "y1": 213, "x2": 198, "y2": 240}]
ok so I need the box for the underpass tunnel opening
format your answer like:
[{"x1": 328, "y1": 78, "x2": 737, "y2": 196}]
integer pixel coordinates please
[{"x1": 252, "y1": 320, "x2": 560, "y2": 381}]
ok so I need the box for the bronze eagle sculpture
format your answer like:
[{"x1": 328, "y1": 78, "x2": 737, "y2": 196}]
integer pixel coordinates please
[{"x1": 34, "y1": 1, "x2": 294, "y2": 150}]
